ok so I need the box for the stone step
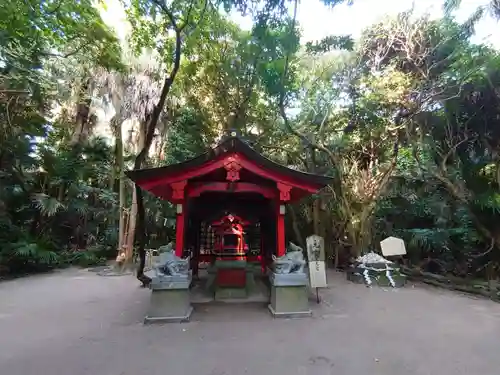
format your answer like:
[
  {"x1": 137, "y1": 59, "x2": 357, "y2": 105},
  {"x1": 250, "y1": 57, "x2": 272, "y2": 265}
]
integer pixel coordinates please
[{"x1": 215, "y1": 287, "x2": 248, "y2": 300}]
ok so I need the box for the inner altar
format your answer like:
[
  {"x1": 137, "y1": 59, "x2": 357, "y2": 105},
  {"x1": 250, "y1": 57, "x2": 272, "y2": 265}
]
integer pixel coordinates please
[
  {"x1": 212, "y1": 213, "x2": 248, "y2": 261},
  {"x1": 207, "y1": 213, "x2": 253, "y2": 299}
]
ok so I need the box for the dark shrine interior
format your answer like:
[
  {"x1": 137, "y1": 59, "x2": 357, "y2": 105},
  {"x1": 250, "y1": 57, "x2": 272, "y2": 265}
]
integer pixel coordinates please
[{"x1": 184, "y1": 192, "x2": 277, "y2": 261}]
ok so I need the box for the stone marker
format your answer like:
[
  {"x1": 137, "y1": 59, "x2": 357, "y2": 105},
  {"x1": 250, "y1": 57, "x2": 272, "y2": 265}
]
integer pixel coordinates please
[
  {"x1": 306, "y1": 235, "x2": 327, "y2": 288},
  {"x1": 380, "y1": 236, "x2": 407, "y2": 257}
]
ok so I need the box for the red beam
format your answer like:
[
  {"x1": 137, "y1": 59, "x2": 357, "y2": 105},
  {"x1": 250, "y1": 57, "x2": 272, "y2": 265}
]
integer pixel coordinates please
[
  {"x1": 236, "y1": 156, "x2": 318, "y2": 193},
  {"x1": 198, "y1": 254, "x2": 261, "y2": 263},
  {"x1": 187, "y1": 182, "x2": 276, "y2": 199},
  {"x1": 140, "y1": 158, "x2": 225, "y2": 190}
]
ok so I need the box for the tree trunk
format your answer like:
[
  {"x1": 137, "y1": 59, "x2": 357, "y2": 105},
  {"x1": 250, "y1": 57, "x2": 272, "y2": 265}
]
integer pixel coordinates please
[
  {"x1": 313, "y1": 199, "x2": 321, "y2": 235},
  {"x1": 133, "y1": 22, "x2": 186, "y2": 286},
  {"x1": 115, "y1": 120, "x2": 126, "y2": 252},
  {"x1": 71, "y1": 77, "x2": 91, "y2": 146},
  {"x1": 135, "y1": 185, "x2": 147, "y2": 282},
  {"x1": 134, "y1": 114, "x2": 155, "y2": 286},
  {"x1": 125, "y1": 187, "x2": 138, "y2": 260},
  {"x1": 322, "y1": 206, "x2": 334, "y2": 266},
  {"x1": 125, "y1": 120, "x2": 146, "y2": 264},
  {"x1": 289, "y1": 204, "x2": 305, "y2": 249}
]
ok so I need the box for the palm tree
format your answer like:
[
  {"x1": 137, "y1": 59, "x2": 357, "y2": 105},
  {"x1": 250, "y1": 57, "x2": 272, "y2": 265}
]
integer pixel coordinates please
[
  {"x1": 94, "y1": 50, "x2": 177, "y2": 266},
  {"x1": 444, "y1": 0, "x2": 500, "y2": 23}
]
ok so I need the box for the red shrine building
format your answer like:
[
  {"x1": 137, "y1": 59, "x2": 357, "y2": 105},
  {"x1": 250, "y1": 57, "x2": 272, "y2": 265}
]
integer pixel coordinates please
[{"x1": 126, "y1": 131, "x2": 333, "y2": 301}]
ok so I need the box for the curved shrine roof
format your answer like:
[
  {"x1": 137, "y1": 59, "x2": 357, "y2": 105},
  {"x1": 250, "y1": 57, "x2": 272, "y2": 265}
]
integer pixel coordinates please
[{"x1": 125, "y1": 133, "x2": 333, "y2": 201}]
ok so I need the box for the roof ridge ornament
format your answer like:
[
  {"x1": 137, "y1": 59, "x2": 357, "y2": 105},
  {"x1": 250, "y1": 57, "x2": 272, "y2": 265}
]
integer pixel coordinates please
[
  {"x1": 223, "y1": 156, "x2": 242, "y2": 182},
  {"x1": 221, "y1": 129, "x2": 249, "y2": 144},
  {"x1": 228, "y1": 129, "x2": 239, "y2": 137}
]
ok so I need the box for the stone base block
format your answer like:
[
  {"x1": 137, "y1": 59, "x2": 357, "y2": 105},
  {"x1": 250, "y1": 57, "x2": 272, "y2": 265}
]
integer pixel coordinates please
[
  {"x1": 346, "y1": 267, "x2": 406, "y2": 288},
  {"x1": 245, "y1": 269, "x2": 256, "y2": 292},
  {"x1": 144, "y1": 307, "x2": 193, "y2": 324},
  {"x1": 206, "y1": 266, "x2": 217, "y2": 292},
  {"x1": 216, "y1": 268, "x2": 246, "y2": 287},
  {"x1": 144, "y1": 288, "x2": 193, "y2": 324},
  {"x1": 270, "y1": 271, "x2": 309, "y2": 286},
  {"x1": 215, "y1": 287, "x2": 248, "y2": 300},
  {"x1": 268, "y1": 284, "x2": 312, "y2": 318},
  {"x1": 268, "y1": 303, "x2": 312, "y2": 318}
]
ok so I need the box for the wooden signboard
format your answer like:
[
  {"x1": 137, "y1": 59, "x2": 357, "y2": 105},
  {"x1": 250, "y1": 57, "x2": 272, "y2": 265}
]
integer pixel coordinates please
[
  {"x1": 306, "y1": 235, "x2": 327, "y2": 289},
  {"x1": 380, "y1": 236, "x2": 407, "y2": 257}
]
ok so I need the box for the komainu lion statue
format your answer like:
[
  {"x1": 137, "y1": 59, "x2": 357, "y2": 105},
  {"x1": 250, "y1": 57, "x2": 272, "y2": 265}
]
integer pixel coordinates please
[
  {"x1": 272, "y1": 242, "x2": 306, "y2": 274},
  {"x1": 158, "y1": 242, "x2": 174, "y2": 254},
  {"x1": 154, "y1": 243, "x2": 189, "y2": 277}
]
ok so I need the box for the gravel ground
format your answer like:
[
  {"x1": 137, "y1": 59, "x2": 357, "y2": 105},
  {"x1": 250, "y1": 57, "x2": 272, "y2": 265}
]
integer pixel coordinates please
[{"x1": 1, "y1": 268, "x2": 500, "y2": 375}]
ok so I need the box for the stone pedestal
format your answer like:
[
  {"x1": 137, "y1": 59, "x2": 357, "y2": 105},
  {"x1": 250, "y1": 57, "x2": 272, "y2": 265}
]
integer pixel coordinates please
[
  {"x1": 217, "y1": 260, "x2": 247, "y2": 300},
  {"x1": 268, "y1": 271, "x2": 311, "y2": 318},
  {"x1": 144, "y1": 271, "x2": 193, "y2": 323},
  {"x1": 216, "y1": 260, "x2": 247, "y2": 287}
]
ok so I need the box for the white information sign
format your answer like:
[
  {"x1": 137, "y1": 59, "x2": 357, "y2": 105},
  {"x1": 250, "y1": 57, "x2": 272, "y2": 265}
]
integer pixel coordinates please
[
  {"x1": 380, "y1": 236, "x2": 407, "y2": 257},
  {"x1": 309, "y1": 260, "x2": 327, "y2": 288},
  {"x1": 306, "y1": 235, "x2": 327, "y2": 288}
]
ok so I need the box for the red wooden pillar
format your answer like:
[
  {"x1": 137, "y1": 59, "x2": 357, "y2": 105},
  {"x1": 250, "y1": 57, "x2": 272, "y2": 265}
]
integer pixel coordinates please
[
  {"x1": 175, "y1": 203, "x2": 185, "y2": 257},
  {"x1": 171, "y1": 180, "x2": 187, "y2": 257},
  {"x1": 276, "y1": 182, "x2": 292, "y2": 257},
  {"x1": 276, "y1": 204, "x2": 286, "y2": 257}
]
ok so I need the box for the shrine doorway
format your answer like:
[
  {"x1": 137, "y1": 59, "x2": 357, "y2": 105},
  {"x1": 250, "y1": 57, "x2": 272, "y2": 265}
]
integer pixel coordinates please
[
  {"x1": 186, "y1": 193, "x2": 276, "y2": 271},
  {"x1": 183, "y1": 193, "x2": 275, "y2": 302}
]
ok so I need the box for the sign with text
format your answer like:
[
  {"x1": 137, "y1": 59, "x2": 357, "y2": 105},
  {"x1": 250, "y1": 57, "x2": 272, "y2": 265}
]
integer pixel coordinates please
[
  {"x1": 306, "y1": 235, "x2": 327, "y2": 288},
  {"x1": 380, "y1": 236, "x2": 407, "y2": 257}
]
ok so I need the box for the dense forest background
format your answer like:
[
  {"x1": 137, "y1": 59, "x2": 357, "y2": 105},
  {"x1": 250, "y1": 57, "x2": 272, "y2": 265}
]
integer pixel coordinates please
[{"x1": 1, "y1": 0, "x2": 499, "y2": 284}]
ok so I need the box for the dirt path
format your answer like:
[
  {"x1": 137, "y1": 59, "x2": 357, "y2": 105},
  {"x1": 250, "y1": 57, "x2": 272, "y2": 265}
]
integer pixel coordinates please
[{"x1": 1, "y1": 268, "x2": 499, "y2": 375}]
